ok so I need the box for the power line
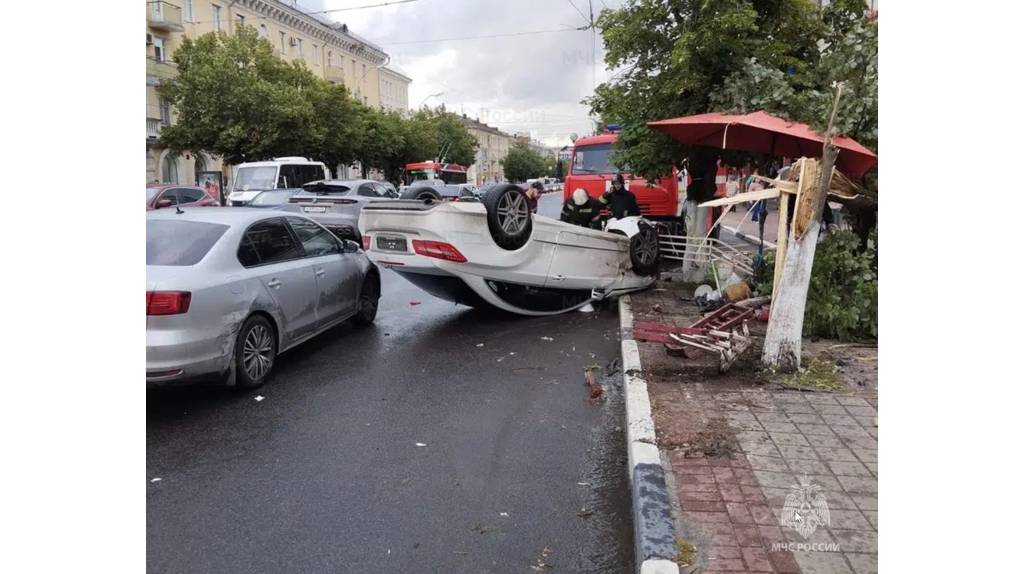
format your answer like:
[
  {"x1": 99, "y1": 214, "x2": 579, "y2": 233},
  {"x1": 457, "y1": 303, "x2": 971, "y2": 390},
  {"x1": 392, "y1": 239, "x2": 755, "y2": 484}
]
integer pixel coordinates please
[
  {"x1": 381, "y1": 26, "x2": 590, "y2": 46},
  {"x1": 566, "y1": 0, "x2": 590, "y2": 24}
]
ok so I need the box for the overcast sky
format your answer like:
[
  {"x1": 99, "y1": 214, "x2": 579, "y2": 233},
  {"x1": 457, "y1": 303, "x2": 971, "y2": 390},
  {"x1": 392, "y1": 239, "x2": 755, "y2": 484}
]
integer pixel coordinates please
[{"x1": 296, "y1": 0, "x2": 622, "y2": 147}]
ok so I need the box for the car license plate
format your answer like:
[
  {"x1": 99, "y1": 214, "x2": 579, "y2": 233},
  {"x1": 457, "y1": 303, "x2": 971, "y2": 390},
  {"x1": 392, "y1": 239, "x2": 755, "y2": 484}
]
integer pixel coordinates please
[
  {"x1": 376, "y1": 236, "x2": 407, "y2": 252},
  {"x1": 302, "y1": 205, "x2": 328, "y2": 214}
]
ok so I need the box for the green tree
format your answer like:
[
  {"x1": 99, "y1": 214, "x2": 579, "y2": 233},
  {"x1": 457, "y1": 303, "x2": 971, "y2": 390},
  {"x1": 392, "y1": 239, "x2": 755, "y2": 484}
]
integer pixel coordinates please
[
  {"x1": 158, "y1": 27, "x2": 361, "y2": 167},
  {"x1": 501, "y1": 142, "x2": 547, "y2": 183},
  {"x1": 431, "y1": 110, "x2": 479, "y2": 167},
  {"x1": 586, "y1": 0, "x2": 827, "y2": 181}
]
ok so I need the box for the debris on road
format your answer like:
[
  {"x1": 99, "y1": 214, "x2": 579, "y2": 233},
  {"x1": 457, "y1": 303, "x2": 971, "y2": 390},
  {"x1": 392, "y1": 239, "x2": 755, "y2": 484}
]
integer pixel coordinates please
[
  {"x1": 576, "y1": 507, "x2": 593, "y2": 518},
  {"x1": 500, "y1": 512, "x2": 509, "y2": 517},
  {"x1": 415, "y1": 442, "x2": 427, "y2": 447},
  {"x1": 409, "y1": 300, "x2": 422, "y2": 306},
  {"x1": 150, "y1": 477, "x2": 162, "y2": 483},
  {"x1": 540, "y1": 336, "x2": 554, "y2": 341},
  {"x1": 584, "y1": 366, "x2": 603, "y2": 399},
  {"x1": 476, "y1": 343, "x2": 484, "y2": 347},
  {"x1": 254, "y1": 395, "x2": 265, "y2": 402}
]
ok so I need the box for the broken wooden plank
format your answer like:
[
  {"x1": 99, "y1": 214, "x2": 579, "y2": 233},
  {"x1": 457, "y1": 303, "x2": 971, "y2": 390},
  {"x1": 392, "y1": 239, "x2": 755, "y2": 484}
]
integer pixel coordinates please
[{"x1": 699, "y1": 188, "x2": 781, "y2": 208}]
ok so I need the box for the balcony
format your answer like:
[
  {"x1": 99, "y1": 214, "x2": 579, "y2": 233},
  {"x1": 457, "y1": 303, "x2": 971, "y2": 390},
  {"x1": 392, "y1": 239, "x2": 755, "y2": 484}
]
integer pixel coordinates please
[
  {"x1": 146, "y1": 57, "x2": 177, "y2": 85},
  {"x1": 325, "y1": 66, "x2": 345, "y2": 85},
  {"x1": 147, "y1": 118, "x2": 163, "y2": 139},
  {"x1": 148, "y1": 1, "x2": 184, "y2": 32}
]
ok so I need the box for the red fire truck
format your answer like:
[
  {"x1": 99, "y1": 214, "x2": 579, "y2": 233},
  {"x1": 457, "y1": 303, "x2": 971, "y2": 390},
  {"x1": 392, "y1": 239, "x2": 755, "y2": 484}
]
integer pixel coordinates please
[
  {"x1": 403, "y1": 162, "x2": 469, "y2": 185},
  {"x1": 564, "y1": 130, "x2": 727, "y2": 232}
]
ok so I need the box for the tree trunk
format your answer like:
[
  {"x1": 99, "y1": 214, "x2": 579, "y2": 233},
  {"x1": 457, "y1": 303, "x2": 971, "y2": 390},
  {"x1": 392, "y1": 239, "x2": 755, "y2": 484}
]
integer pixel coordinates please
[{"x1": 761, "y1": 150, "x2": 837, "y2": 372}]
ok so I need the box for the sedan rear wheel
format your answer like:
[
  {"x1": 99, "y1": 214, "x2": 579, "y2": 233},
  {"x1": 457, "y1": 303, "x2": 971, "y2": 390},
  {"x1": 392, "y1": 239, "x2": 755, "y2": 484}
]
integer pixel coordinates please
[
  {"x1": 629, "y1": 221, "x2": 661, "y2": 276},
  {"x1": 482, "y1": 184, "x2": 532, "y2": 250},
  {"x1": 235, "y1": 315, "x2": 277, "y2": 389}
]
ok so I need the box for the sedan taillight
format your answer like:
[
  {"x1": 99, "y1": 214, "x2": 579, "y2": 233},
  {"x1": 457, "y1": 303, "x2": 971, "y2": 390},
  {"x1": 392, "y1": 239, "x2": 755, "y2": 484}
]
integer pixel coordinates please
[
  {"x1": 412, "y1": 240, "x2": 467, "y2": 263},
  {"x1": 147, "y1": 291, "x2": 192, "y2": 315},
  {"x1": 362, "y1": 235, "x2": 371, "y2": 251}
]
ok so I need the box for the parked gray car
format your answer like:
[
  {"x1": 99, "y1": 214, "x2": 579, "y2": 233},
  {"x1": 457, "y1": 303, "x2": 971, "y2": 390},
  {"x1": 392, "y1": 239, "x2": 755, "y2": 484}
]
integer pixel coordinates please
[
  {"x1": 146, "y1": 208, "x2": 381, "y2": 389},
  {"x1": 282, "y1": 179, "x2": 399, "y2": 243}
]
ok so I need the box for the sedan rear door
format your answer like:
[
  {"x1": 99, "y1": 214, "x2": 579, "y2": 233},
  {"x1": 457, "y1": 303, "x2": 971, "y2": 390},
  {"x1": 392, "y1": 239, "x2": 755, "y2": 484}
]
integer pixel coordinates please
[{"x1": 237, "y1": 218, "x2": 320, "y2": 345}]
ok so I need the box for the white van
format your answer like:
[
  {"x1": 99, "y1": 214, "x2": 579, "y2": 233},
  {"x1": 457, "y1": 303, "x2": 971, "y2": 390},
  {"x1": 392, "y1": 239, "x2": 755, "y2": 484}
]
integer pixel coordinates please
[{"x1": 227, "y1": 157, "x2": 330, "y2": 206}]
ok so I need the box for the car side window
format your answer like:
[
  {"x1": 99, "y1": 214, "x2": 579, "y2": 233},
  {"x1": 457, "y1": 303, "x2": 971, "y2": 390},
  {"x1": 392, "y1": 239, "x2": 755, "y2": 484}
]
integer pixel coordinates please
[
  {"x1": 357, "y1": 183, "x2": 377, "y2": 197},
  {"x1": 286, "y1": 217, "x2": 341, "y2": 257},
  {"x1": 277, "y1": 165, "x2": 299, "y2": 188},
  {"x1": 372, "y1": 183, "x2": 391, "y2": 197},
  {"x1": 178, "y1": 189, "x2": 205, "y2": 203},
  {"x1": 237, "y1": 218, "x2": 304, "y2": 267}
]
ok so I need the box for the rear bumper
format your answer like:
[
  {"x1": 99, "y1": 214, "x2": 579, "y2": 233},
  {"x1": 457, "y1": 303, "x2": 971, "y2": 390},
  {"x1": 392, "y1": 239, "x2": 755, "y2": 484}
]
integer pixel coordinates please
[{"x1": 146, "y1": 327, "x2": 233, "y2": 386}]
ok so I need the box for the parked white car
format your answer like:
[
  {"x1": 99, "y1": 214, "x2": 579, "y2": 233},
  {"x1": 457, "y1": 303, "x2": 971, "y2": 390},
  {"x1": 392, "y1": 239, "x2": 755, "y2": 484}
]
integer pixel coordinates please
[{"x1": 358, "y1": 184, "x2": 659, "y2": 316}]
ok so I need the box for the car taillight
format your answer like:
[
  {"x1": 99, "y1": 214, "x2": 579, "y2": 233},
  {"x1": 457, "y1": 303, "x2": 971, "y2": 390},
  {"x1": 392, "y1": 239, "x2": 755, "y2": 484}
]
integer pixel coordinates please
[
  {"x1": 362, "y1": 235, "x2": 371, "y2": 250},
  {"x1": 412, "y1": 240, "x2": 467, "y2": 263},
  {"x1": 147, "y1": 291, "x2": 192, "y2": 315}
]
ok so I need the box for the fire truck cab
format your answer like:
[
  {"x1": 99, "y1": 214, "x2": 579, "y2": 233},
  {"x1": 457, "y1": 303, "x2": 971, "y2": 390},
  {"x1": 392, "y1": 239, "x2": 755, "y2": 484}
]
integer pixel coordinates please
[{"x1": 564, "y1": 132, "x2": 684, "y2": 225}]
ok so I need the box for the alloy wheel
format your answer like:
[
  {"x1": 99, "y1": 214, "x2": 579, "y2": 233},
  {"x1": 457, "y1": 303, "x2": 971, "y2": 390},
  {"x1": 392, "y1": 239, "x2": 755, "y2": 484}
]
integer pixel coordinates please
[
  {"x1": 496, "y1": 191, "x2": 528, "y2": 235},
  {"x1": 242, "y1": 324, "x2": 273, "y2": 381},
  {"x1": 636, "y1": 227, "x2": 659, "y2": 266}
]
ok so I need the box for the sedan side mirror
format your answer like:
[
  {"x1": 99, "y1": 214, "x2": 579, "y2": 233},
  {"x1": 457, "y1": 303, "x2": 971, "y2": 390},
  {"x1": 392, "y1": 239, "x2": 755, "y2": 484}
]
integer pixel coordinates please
[
  {"x1": 343, "y1": 239, "x2": 361, "y2": 253},
  {"x1": 156, "y1": 198, "x2": 173, "y2": 208}
]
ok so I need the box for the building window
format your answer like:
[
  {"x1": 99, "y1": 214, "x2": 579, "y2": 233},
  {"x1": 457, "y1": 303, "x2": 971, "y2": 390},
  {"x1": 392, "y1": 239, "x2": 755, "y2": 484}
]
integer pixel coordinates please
[
  {"x1": 236, "y1": 14, "x2": 245, "y2": 30},
  {"x1": 312, "y1": 45, "x2": 319, "y2": 65},
  {"x1": 296, "y1": 38, "x2": 303, "y2": 58},
  {"x1": 212, "y1": 4, "x2": 222, "y2": 31},
  {"x1": 279, "y1": 31, "x2": 286, "y2": 53},
  {"x1": 351, "y1": 58, "x2": 356, "y2": 79},
  {"x1": 327, "y1": 51, "x2": 333, "y2": 67},
  {"x1": 184, "y1": 0, "x2": 194, "y2": 22},
  {"x1": 161, "y1": 153, "x2": 179, "y2": 184},
  {"x1": 259, "y1": 24, "x2": 267, "y2": 38},
  {"x1": 158, "y1": 98, "x2": 172, "y2": 127},
  {"x1": 362, "y1": 63, "x2": 366, "y2": 78},
  {"x1": 152, "y1": 36, "x2": 166, "y2": 62}
]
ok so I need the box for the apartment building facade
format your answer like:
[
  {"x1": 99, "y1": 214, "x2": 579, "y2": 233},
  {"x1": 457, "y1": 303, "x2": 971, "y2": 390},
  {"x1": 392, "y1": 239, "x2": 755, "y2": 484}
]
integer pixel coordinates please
[
  {"x1": 146, "y1": 0, "x2": 410, "y2": 185},
  {"x1": 378, "y1": 67, "x2": 411, "y2": 112},
  {"x1": 458, "y1": 116, "x2": 515, "y2": 186}
]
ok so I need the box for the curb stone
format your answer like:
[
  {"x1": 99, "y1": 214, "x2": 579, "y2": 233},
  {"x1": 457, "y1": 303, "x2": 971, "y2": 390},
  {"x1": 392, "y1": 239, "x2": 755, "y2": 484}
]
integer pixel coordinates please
[{"x1": 619, "y1": 295, "x2": 679, "y2": 574}]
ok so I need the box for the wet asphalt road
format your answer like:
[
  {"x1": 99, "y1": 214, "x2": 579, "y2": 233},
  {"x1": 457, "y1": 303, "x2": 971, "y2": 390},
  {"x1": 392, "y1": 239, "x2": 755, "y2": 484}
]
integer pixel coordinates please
[{"x1": 146, "y1": 193, "x2": 635, "y2": 573}]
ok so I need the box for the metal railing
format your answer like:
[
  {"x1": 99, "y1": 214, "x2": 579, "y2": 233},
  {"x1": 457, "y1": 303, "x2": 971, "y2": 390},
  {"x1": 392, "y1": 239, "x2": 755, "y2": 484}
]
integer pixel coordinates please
[{"x1": 658, "y1": 233, "x2": 756, "y2": 276}]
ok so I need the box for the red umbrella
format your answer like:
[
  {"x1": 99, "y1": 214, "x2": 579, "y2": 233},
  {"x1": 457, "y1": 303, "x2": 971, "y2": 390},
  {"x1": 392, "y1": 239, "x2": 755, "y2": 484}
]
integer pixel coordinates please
[{"x1": 647, "y1": 110, "x2": 877, "y2": 179}]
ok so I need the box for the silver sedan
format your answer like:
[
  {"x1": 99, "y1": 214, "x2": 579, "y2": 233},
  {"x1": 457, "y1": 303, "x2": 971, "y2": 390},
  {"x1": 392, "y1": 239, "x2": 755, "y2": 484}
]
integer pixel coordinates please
[{"x1": 146, "y1": 208, "x2": 381, "y2": 389}]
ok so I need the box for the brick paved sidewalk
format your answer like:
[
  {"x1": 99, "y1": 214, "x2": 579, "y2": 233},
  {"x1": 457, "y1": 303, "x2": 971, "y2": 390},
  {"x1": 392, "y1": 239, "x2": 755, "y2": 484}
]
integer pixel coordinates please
[
  {"x1": 661, "y1": 387, "x2": 877, "y2": 573},
  {"x1": 630, "y1": 282, "x2": 878, "y2": 573}
]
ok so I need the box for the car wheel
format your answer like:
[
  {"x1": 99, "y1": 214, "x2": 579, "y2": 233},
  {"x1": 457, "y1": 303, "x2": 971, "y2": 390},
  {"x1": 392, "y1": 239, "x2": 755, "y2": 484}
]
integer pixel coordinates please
[
  {"x1": 352, "y1": 273, "x2": 380, "y2": 326},
  {"x1": 481, "y1": 184, "x2": 532, "y2": 250},
  {"x1": 234, "y1": 315, "x2": 277, "y2": 389},
  {"x1": 400, "y1": 187, "x2": 442, "y2": 201},
  {"x1": 629, "y1": 220, "x2": 661, "y2": 276}
]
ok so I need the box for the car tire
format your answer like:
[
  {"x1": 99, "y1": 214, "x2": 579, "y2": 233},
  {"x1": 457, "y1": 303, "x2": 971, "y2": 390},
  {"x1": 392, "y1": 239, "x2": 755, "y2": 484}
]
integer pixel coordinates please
[
  {"x1": 629, "y1": 220, "x2": 661, "y2": 276},
  {"x1": 234, "y1": 314, "x2": 277, "y2": 389},
  {"x1": 481, "y1": 184, "x2": 532, "y2": 250},
  {"x1": 352, "y1": 273, "x2": 380, "y2": 326},
  {"x1": 400, "y1": 187, "x2": 442, "y2": 201}
]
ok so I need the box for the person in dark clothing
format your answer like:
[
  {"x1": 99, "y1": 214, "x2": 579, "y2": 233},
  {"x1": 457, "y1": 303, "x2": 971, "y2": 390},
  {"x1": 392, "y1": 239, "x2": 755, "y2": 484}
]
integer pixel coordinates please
[
  {"x1": 599, "y1": 173, "x2": 641, "y2": 219},
  {"x1": 561, "y1": 188, "x2": 604, "y2": 230},
  {"x1": 525, "y1": 181, "x2": 543, "y2": 213}
]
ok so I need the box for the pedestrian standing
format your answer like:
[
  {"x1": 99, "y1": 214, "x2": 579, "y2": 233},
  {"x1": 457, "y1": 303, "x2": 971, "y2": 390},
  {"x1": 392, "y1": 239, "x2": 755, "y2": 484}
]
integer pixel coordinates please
[{"x1": 525, "y1": 181, "x2": 543, "y2": 214}]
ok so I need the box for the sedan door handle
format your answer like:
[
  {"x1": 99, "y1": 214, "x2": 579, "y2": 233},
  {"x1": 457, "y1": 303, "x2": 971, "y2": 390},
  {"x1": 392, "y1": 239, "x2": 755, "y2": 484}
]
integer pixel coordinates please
[
  {"x1": 315, "y1": 268, "x2": 326, "y2": 278},
  {"x1": 267, "y1": 279, "x2": 282, "y2": 289}
]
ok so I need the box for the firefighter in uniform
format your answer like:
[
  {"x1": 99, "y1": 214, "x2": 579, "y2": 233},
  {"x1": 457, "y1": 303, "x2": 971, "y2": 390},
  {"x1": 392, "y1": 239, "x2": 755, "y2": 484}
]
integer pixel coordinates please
[
  {"x1": 560, "y1": 188, "x2": 604, "y2": 229},
  {"x1": 599, "y1": 174, "x2": 641, "y2": 219}
]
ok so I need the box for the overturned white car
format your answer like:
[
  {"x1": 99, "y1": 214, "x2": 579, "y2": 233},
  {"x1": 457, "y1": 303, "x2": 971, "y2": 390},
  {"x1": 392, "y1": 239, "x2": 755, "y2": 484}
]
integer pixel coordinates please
[{"x1": 358, "y1": 184, "x2": 660, "y2": 315}]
